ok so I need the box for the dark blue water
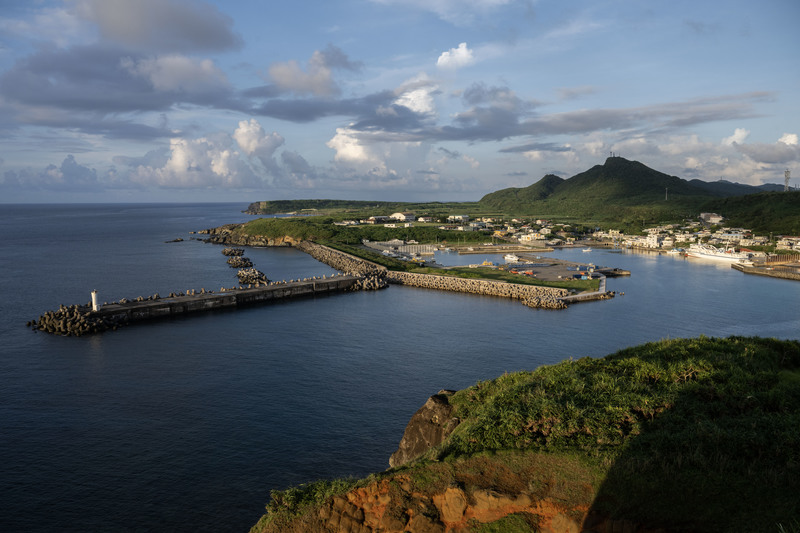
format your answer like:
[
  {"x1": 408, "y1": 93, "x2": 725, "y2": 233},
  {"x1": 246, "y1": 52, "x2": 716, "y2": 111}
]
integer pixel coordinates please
[{"x1": 1, "y1": 204, "x2": 798, "y2": 532}]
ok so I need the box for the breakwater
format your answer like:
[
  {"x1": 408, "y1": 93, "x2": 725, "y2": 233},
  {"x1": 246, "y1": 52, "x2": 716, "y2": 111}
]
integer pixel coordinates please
[
  {"x1": 29, "y1": 275, "x2": 364, "y2": 336},
  {"x1": 294, "y1": 242, "x2": 571, "y2": 309},
  {"x1": 385, "y1": 271, "x2": 569, "y2": 309},
  {"x1": 732, "y1": 262, "x2": 800, "y2": 281}
]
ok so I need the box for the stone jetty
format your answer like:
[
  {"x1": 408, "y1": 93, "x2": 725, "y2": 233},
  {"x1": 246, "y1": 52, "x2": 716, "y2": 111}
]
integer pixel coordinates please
[
  {"x1": 385, "y1": 271, "x2": 569, "y2": 309},
  {"x1": 27, "y1": 303, "x2": 124, "y2": 336},
  {"x1": 29, "y1": 238, "x2": 610, "y2": 337}
]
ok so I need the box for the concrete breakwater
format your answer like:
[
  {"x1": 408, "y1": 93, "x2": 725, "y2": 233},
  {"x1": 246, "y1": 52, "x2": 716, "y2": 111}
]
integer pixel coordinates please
[
  {"x1": 29, "y1": 275, "x2": 363, "y2": 336},
  {"x1": 384, "y1": 271, "x2": 569, "y2": 309},
  {"x1": 295, "y1": 242, "x2": 570, "y2": 309}
]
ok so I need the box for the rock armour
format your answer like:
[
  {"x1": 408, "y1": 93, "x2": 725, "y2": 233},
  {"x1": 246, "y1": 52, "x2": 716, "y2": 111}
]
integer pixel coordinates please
[{"x1": 386, "y1": 271, "x2": 568, "y2": 309}]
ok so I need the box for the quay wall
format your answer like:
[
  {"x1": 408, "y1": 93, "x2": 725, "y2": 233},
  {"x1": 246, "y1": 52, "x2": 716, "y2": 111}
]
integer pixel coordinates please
[
  {"x1": 385, "y1": 271, "x2": 569, "y2": 309},
  {"x1": 732, "y1": 263, "x2": 800, "y2": 281}
]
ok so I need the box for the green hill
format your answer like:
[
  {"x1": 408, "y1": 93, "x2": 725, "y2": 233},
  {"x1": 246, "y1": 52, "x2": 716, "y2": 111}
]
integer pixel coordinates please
[
  {"x1": 480, "y1": 157, "x2": 713, "y2": 223},
  {"x1": 701, "y1": 190, "x2": 800, "y2": 234}
]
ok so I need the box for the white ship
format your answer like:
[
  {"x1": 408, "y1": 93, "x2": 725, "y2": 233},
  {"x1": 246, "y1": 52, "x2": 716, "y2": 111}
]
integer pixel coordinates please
[
  {"x1": 685, "y1": 244, "x2": 751, "y2": 263},
  {"x1": 504, "y1": 253, "x2": 520, "y2": 263}
]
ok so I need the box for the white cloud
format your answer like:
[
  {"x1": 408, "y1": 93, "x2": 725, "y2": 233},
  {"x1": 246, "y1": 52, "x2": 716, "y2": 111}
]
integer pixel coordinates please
[
  {"x1": 778, "y1": 133, "x2": 798, "y2": 146},
  {"x1": 121, "y1": 55, "x2": 230, "y2": 93},
  {"x1": 393, "y1": 75, "x2": 438, "y2": 115},
  {"x1": 233, "y1": 119, "x2": 285, "y2": 158},
  {"x1": 131, "y1": 136, "x2": 260, "y2": 189},
  {"x1": 436, "y1": 43, "x2": 475, "y2": 69},
  {"x1": 327, "y1": 127, "x2": 383, "y2": 168},
  {"x1": 722, "y1": 128, "x2": 750, "y2": 145}
]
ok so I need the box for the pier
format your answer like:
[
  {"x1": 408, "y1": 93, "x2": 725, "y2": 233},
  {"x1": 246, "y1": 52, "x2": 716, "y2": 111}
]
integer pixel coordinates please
[
  {"x1": 29, "y1": 275, "x2": 366, "y2": 336},
  {"x1": 96, "y1": 275, "x2": 361, "y2": 324}
]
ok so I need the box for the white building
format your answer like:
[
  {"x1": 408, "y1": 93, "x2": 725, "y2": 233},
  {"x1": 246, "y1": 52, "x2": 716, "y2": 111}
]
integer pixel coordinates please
[{"x1": 391, "y1": 212, "x2": 415, "y2": 222}]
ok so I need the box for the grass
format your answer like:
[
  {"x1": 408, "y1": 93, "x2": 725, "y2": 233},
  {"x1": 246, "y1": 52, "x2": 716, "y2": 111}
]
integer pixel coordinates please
[{"x1": 250, "y1": 336, "x2": 800, "y2": 533}]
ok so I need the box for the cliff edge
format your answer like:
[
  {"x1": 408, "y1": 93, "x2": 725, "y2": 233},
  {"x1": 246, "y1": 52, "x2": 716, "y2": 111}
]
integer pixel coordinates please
[{"x1": 250, "y1": 336, "x2": 800, "y2": 533}]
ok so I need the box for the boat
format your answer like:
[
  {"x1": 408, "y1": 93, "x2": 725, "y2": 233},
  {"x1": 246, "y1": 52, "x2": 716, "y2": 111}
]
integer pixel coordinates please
[
  {"x1": 685, "y1": 244, "x2": 752, "y2": 263},
  {"x1": 504, "y1": 253, "x2": 520, "y2": 263},
  {"x1": 582, "y1": 248, "x2": 592, "y2": 252},
  {"x1": 666, "y1": 248, "x2": 683, "y2": 255}
]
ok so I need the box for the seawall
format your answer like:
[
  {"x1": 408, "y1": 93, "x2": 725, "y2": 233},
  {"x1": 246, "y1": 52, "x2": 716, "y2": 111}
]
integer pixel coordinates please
[
  {"x1": 385, "y1": 271, "x2": 569, "y2": 309},
  {"x1": 732, "y1": 262, "x2": 800, "y2": 281}
]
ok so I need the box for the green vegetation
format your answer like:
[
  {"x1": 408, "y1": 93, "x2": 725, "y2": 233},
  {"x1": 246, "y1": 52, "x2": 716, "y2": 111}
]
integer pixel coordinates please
[
  {"x1": 251, "y1": 478, "x2": 361, "y2": 532},
  {"x1": 701, "y1": 191, "x2": 800, "y2": 234},
  {"x1": 241, "y1": 157, "x2": 797, "y2": 234},
  {"x1": 246, "y1": 199, "x2": 484, "y2": 218},
  {"x1": 480, "y1": 157, "x2": 711, "y2": 224},
  {"x1": 253, "y1": 336, "x2": 800, "y2": 532},
  {"x1": 238, "y1": 217, "x2": 495, "y2": 245}
]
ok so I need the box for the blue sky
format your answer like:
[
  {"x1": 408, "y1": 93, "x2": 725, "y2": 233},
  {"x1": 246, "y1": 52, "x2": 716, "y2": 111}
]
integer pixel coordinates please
[{"x1": 0, "y1": 0, "x2": 798, "y2": 203}]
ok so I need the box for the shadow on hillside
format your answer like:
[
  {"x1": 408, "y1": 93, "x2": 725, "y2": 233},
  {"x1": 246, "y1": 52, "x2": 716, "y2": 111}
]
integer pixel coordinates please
[{"x1": 584, "y1": 357, "x2": 800, "y2": 532}]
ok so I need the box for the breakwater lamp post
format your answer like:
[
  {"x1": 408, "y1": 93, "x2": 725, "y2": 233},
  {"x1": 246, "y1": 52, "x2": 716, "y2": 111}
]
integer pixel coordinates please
[{"x1": 91, "y1": 290, "x2": 100, "y2": 312}]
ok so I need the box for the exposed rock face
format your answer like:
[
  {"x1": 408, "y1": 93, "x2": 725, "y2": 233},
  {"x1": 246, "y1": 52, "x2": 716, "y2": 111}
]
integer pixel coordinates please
[
  {"x1": 389, "y1": 390, "x2": 459, "y2": 468},
  {"x1": 198, "y1": 224, "x2": 302, "y2": 247}
]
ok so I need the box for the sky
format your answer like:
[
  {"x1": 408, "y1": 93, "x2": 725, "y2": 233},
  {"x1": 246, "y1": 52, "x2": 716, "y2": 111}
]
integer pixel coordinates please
[{"x1": 0, "y1": 0, "x2": 798, "y2": 203}]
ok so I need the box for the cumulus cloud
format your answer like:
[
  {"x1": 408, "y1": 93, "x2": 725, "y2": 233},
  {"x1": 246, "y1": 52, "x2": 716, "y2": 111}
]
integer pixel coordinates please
[
  {"x1": 722, "y1": 127, "x2": 749, "y2": 145},
  {"x1": 0, "y1": 155, "x2": 102, "y2": 191},
  {"x1": 437, "y1": 43, "x2": 475, "y2": 69},
  {"x1": 268, "y1": 45, "x2": 362, "y2": 97},
  {"x1": 125, "y1": 119, "x2": 288, "y2": 190},
  {"x1": 130, "y1": 136, "x2": 259, "y2": 188},
  {"x1": 75, "y1": 0, "x2": 242, "y2": 52},
  {"x1": 121, "y1": 55, "x2": 230, "y2": 93},
  {"x1": 393, "y1": 76, "x2": 438, "y2": 115},
  {"x1": 326, "y1": 127, "x2": 383, "y2": 168},
  {"x1": 233, "y1": 119, "x2": 285, "y2": 157},
  {"x1": 735, "y1": 135, "x2": 800, "y2": 165}
]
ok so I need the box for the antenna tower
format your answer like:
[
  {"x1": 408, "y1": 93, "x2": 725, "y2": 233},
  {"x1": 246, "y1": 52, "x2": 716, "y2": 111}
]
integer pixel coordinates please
[{"x1": 785, "y1": 169, "x2": 791, "y2": 192}]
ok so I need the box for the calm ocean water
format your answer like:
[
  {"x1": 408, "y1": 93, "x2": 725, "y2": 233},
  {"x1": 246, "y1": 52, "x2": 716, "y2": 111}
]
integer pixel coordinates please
[{"x1": 1, "y1": 204, "x2": 798, "y2": 532}]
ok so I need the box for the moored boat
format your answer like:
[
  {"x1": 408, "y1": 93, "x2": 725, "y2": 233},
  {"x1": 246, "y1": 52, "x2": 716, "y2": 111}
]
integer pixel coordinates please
[{"x1": 685, "y1": 244, "x2": 751, "y2": 263}]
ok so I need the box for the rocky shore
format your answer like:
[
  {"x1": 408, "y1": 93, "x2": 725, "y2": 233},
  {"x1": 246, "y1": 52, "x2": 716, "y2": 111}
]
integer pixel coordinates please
[
  {"x1": 197, "y1": 224, "x2": 302, "y2": 247},
  {"x1": 27, "y1": 304, "x2": 126, "y2": 336}
]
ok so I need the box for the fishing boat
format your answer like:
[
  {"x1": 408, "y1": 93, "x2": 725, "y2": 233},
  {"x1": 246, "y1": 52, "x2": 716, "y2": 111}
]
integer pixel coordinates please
[
  {"x1": 582, "y1": 248, "x2": 592, "y2": 252},
  {"x1": 504, "y1": 253, "x2": 520, "y2": 263},
  {"x1": 685, "y1": 244, "x2": 751, "y2": 263}
]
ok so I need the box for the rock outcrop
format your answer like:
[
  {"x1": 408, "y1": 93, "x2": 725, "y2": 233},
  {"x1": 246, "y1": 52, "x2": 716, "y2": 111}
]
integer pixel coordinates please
[
  {"x1": 198, "y1": 224, "x2": 302, "y2": 247},
  {"x1": 389, "y1": 390, "x2": 459, "y2": 468}
]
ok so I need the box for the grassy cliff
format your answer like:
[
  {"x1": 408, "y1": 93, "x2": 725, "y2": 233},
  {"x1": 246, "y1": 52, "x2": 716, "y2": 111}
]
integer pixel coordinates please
[{"x1": 250, "y1": 336, "x2": 800, "y2": 533}]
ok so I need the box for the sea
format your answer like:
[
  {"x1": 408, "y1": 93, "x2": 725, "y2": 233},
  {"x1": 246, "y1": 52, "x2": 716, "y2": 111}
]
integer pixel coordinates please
[{"x1": 1, "y1": 203, "x2": 798, "y2": 532}]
